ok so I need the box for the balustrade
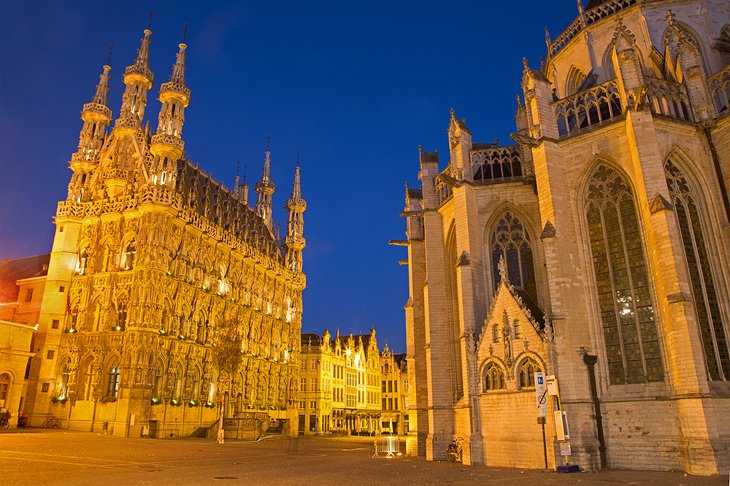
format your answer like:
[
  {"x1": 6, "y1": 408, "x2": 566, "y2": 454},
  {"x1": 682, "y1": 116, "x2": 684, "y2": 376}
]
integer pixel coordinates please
[
  {"x1": 644, "y1": 77, "x2": 692, "y2": 121},
  {"x1": 548, "y1": 0, "x2": 638, "y2": 58},
  {"x1": 709, "y1": 64, "x2": 730, "y2": 114},
  {"x1": 471, "y1": 146, "x2": 522, "y2": 182},
  {"x1": 554, "y1": 80, "x2": 622, "y2": 136}
]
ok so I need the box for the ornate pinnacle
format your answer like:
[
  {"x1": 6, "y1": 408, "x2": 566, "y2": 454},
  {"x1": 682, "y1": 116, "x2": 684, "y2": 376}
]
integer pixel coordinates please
[
  {"x1": 91, "y1": 65, "x2": 112, "y2": 106},
  {"x1": 134, "y1": 29, "x2": 152, "y2": 69},
  {"x1": 169, "y1": 43, "x2": 187, "y2": 86},
  {"x1": 498, "y1": 254, "x2": 509, "y2": 284},
  {"x1": 291, "y1": 166, "x2": 302, "y2": 200}
]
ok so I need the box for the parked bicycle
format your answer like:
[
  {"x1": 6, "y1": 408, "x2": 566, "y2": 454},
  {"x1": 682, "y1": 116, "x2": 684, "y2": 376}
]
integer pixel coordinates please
[
  {"x1": 43, "y1": 416, "x2": 62, "y2": 429},
  {"x1": 0, "y1": 411, "x2": 10, "y2": 428},
  {"x1": 447, "y1": 437, "x2": 464, "y2": 463}
]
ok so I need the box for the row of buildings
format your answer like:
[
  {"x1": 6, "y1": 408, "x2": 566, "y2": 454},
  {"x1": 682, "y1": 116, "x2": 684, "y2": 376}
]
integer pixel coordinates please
[
  {"x1": 0, "y1": 258, "x2": 409, "y2": 436},
  {"x1": 397, "y1": 0, "x2": 730, "y2": 476},
  {"x1": 298, "y1": 329, "x2": 408, "y2": 436}
]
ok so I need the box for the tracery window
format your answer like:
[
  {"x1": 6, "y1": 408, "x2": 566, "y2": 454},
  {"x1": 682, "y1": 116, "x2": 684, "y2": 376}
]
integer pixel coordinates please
[
  {"x1": 665, "y1": 159, "x2": 730, "y2": 380},
  {"x1": 491, "y1": 212, "x2": 538, "y2": 301},
  {"x1": 517, "y1": 357, "x2": 540, "y2": 389},
  {"x1": 107, "y1": 366, "x2": 120, "y2": 398},
  {"x1": 585, "y1": 164, "x2": 664, "y2": 385},
  {"x1": 482, "y1": 362, "x2": 506, "y2": 391}
]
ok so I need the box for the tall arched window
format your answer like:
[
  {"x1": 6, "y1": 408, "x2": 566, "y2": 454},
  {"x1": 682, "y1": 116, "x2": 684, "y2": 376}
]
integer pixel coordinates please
[
  {"x1": 0, "y1": 373, "x2": 11, "y2": 408},
  {"x1": 585, "y1": 164, "x2": 664, "y2": 384},
  {"x1": 483, "y1": 362, "x2": 506, "y2": 391},
  {"x1": 121, "y1": 238, "x2": 136, "y2": 270},
  {"x1": 491, "y1": 212, "x2": 538, "y2": 301},
  {"x1": 107, "y1": 365, "x2": 120, "y2": 399},
  {"x1": 116, "y1": 300, "x2": 127, "y2": 331},
  {"x1": 665, "y1": 159, "x2": 730, "y2": 380},
  {"x1": 58, "y1": 365, "x2": 70, "y2": 399}
]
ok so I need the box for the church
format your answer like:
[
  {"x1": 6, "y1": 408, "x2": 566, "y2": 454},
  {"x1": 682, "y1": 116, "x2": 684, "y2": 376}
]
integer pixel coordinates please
[
  {"x1": 21, "y1": 28, "x2": 307, "y2": 437},
  {"x1": 400, "y1": 0, "x2": 730, "y2": 475}
]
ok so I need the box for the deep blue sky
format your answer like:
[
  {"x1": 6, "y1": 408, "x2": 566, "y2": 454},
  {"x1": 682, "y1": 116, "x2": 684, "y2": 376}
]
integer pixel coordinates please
[{"x1": 0, "y1": 1, "x2": 577, "y2": 352}]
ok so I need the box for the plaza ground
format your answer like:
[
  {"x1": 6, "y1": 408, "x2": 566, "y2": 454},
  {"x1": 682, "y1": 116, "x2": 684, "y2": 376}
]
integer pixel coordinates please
[{"x1": 0, "y1": 430, "x2": 727, "y2": 485}]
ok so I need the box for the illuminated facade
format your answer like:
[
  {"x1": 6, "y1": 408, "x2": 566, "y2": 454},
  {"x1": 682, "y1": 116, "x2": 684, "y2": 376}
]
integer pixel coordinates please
[
  {"x1": 22, "y1": 29, "x2": 306, "y2": 437},
  {"x1": 400, "y1": 0, "x2": 730, "y2": 475},
  {"x1": 297, "y1": 329, "x2": 403, "y2": 435},
  {"x1": 379, "y1": 345, "x2": 408, "y2": 435}
]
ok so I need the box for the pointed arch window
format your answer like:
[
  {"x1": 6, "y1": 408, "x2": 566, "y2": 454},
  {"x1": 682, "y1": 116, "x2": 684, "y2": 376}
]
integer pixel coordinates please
[
  {"x1": 57, "y1": 364, "x2": 71, "y2": 399},
  {"x1": 517, "y1": 357, "x2": 541, "y2": 389},
  {"x1": 122, "y1": 238, "x2": 136, "y2": 270},
  {"x1": 483, "y1": 362, "x2": 506, "y2": 392},
  {"x1": 491, "y1": 212, "x2": 538, "y2": 301},
  {"x1": 116, "y1": 300, "x2": 128, "y2": 331},
  {"x1": 585, "y1": 164, "x2": 664, "y2": 384},
  {"x1": 665, "y1": 159, "x2": 730, "y2": 380}
]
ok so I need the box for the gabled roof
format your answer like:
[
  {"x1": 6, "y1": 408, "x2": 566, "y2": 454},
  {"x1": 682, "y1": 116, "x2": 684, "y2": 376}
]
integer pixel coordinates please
[{"x1": 0, "y1": 254, "x2": 50, "y2": 303}]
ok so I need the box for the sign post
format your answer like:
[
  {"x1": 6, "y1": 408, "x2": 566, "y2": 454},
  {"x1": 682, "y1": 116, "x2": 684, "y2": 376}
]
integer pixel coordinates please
[{"x1": 535, "y1": 372, "x2": 548, "y2": 470}]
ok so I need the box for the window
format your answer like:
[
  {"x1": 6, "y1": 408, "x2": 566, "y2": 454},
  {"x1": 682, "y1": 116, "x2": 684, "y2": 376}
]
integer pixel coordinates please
[
  {"x1": 122, "y1": 238, "x2": 136, "y2": 270},
  {"x1": 382, "y1": 398, "x2": 387, "y2": 410},
  {"x1": 59, "y1": 286, "x2": 65, "y2": 293},
  {"x1": 46, "y1": 350, "x2": 54, "y2": 360},
  {"x1": 24, "y1": 288, "x2": 33, "y2": 302},
  {"x1": 311, "y1": 360, "x2": 317, "y2": 370},
  {"x1": 491, "y1": 212, "x2": 537, "y2": 301},
  {"x1": 518, "y1": 357, "x2": 540, "y2": 389},
  {"x1": 585, "y1": 164, "x2": 664, "y2": 384},
  {"x1": 42, "y1": 382, "x2": 50, "y2": 393},
  {"x1": 388, "y1": 398, "x2": 393, "y2": 410},
  {"x1": 191, "y1": 373, "x2": 200, "y2": 400},
  {"x1": 388, "y1": 381, "x2": 393, "y2": 393},
  {"x1": 492, "y1": 324, "x2": 499, "y2": 343},
  {"x1": 665, "y1": 159, "x2": 730, "y2": 380},
  {"x1": 394, "y1": 398, "x2": 398, "y2": 410},
  {"x1": 116, "y1": 301, "x2": 127, "y2": 331},
  {"x1": 300, "y1": 378, "x2": 306, "y2": 391},
  {"x1": 107, "y1": 366, "x2": 121, "y2": 398},
  {"x1": 394, "y1": 381, "x2": 398, "y2": 393},
  {"x1": 299, "y1": 401, "x2": 305, "y2": 409},
  {"x1": 483, "y1": 362, "x2": 506, "y2": 391},
  {"x1": 301, "y1": 359, "x2": 307, "y2": 370},
  {"x1": 513, "y1": 320, "x2": 521, "y2": 339},
  {"x1": 310, "y1": 401, "x2": 316, "y2": 409},
  {"x1": 58, "y1": 366, "x2": 70, "y2": 399},
  {"x1": 310, "y1": 378, "x2": 317, "y2": 392},
  {"x1": 381, "y1": 380, "x2": 386, "y2": 393},
  {"x1": 0, "y1": 373, "x2": 10, "y2": 406},
  {"x1": 77, "y1": 247, "x2": 89, "y2": 275},
  {"x1": 51, "y1": 319, "x2": 59, "y2": 329}
]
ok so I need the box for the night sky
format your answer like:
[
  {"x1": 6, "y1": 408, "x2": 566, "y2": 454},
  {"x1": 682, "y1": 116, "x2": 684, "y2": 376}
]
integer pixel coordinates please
[{"x1": 0, "y1": 1, "x2": 578, "y2": 352}]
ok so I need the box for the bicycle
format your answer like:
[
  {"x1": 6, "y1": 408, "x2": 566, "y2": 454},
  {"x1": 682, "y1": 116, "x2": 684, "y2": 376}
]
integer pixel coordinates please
[
  {"x1": 43, "y1": 416, "x2": 62, "y2": 429},
  {"x1": 447, "y1": 437, "x2": 464, "y2": 463},
  {"x1": 0, "y1": 412, "x2": 10, "y2": 429}
]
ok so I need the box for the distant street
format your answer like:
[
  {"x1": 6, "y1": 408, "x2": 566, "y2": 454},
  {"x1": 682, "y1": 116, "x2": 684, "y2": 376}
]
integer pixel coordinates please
[{"x1": 0, "y1": 430, "x2": 726, "y2": 485}]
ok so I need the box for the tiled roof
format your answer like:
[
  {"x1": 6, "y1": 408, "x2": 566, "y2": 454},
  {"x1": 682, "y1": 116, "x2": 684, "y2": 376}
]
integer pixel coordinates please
[{"x1": 0, "y1": 254, "x2": 50, "y2": 303}]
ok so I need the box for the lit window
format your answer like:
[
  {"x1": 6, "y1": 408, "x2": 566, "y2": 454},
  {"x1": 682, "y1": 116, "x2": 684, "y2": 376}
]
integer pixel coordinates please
[
  {"x1": 483, "y1": 362, "x2": 506, "y2": 391},
  {"x1": 585, "y1": 164, "x2": 664, "y2": 384},
  {"x1": 517, "y1": 357, "x2": 540, "y2": 389},
  {"x1": 107, "y1": 366, "x2": 121, "y2": 398}
]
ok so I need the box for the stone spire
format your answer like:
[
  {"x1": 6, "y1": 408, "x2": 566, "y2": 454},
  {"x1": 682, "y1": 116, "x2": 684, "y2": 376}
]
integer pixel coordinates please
[
  {"x1": 285, "y1": 165, "x2": 306, "y2": 273},
  {"x1": 150, "y1": 38, "x2": 191, "y2": 186},
  {"x1": 256, "y1": 143, "x2": 276, "y2": 230},
  {"x1": 116, "y1": 29, "x2": 154, "y2": 129},
  {"x1": 68, "y1": 64, "x2": 114, "y2": 201}
]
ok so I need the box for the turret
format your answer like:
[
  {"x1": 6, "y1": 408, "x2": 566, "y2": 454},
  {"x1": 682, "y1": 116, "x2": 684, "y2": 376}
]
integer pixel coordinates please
[
  {"x1": 285, "y1": 166, "x2": 306, "y2": 273},
  {"x1": 256, "y1": 148, "x2": 276, "y2": 230},
  {"x1": 68, "y1": 64, "x2": 113, "y2": 202},
  {"x1": 150, "y1": 41, "x2": 191, "y2": 186},
  {"x1": 115, "y1": 29, "x2": 154, "y2": 131}
]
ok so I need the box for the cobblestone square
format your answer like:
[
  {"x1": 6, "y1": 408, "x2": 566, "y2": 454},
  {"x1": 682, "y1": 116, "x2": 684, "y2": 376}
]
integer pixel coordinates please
[{"x1": 0, "y1": 431, "x2": 727, "y2": 486}]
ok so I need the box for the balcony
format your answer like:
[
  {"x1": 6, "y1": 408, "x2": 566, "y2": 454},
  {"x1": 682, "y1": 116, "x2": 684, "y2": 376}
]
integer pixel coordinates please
[{"x1": 470, "y1": 145, "x2": 523, "y2": 183}]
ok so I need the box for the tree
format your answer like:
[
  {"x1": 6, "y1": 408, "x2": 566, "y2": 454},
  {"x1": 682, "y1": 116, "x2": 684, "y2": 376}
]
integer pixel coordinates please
[{"x1": 210, "y1": 319, "x2": 243, "y2": 444}]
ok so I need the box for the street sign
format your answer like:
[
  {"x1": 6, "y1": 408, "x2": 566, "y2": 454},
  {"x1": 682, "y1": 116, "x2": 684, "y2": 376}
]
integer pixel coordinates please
[
  {"x1": 546, "y1": 375, "x2": 558, "y2": 396},
  {"x1": 535, "y1": 372, "x2": 547, "y2": 417}
]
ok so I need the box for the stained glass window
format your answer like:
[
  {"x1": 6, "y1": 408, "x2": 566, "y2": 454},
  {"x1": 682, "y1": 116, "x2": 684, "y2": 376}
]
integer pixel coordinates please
[
  {"x1": 585, "y1": 164, "x2": 664, "y2": 384},
  {"x1": 491, "y1": 212, "x2": 538, "y2": 301},
  {"x1": 665, "y1": 159, "x2": 730, "y2": 380}
]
